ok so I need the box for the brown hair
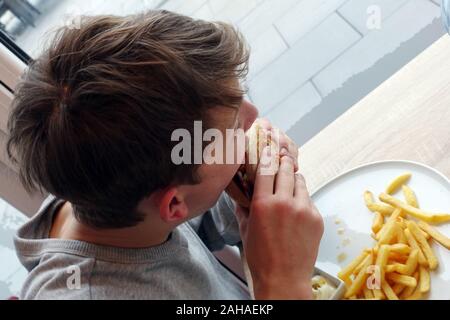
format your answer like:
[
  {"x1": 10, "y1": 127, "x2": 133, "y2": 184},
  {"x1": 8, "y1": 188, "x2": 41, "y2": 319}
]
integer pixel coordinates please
[{"x1": 6, "y1": 10, "x2": 249, "y2": 228}]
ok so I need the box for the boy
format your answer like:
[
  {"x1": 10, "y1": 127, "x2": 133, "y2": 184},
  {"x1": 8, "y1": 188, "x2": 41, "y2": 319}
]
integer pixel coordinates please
[{"x1": 7, "y1": 10, "x2": 323, "y2": 300}]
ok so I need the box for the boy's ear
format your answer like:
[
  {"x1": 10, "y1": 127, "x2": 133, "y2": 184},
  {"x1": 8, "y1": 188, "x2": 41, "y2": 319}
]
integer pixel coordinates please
[{"x1": 157, "y1": 187, "x2": 189, "y2": 223}]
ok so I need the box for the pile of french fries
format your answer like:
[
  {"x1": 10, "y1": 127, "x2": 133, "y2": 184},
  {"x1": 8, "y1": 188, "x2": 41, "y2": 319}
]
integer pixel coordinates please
[{"x1": 338, "y1": 173, "x2": 450, "y2": 300}]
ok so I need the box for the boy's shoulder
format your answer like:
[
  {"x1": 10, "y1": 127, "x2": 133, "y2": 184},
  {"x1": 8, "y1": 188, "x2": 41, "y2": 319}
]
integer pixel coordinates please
[{"x1": 20, "y1": 252, "x2": 94, "y2": 300}]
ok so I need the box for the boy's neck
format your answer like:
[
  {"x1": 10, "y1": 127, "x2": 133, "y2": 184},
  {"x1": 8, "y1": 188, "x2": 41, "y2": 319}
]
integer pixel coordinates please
[{"x1": 49, "y1": 201, "x2": 172, "y2": 248}]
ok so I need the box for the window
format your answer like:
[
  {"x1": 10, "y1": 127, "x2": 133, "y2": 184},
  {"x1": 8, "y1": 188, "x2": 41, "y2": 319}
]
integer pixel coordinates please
[
  {"x1": 0, "y1": 0, "x2": 166, "y2": 57},
  {"x1": 0, "y1": 38, "x2": 40, "y2": 217}
]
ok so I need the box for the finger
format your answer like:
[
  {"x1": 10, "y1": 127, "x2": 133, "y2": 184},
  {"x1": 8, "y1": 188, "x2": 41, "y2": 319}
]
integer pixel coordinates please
[
  {"x1": 287, "y1": 137, "x2": 299, "y2": 160},
  {"x1": 283, "y1": 135, "x2": 299, "y2": 172},
  {"x1": 257, "y1": 118, "x2": 272, "y2": 131},
  {"x1": 275, "y1": 155, "x2": 295, "y2": 196},
  {"x1": 270, "y1": 128, "x2": 299, "y2": 172},
  {"x1": 294, "y1": 173, "x2": 310, "y2": 201},
  {"x1": 253, "y1": 146, "x2": 276, "y2": 198},
  {"x1": 235, "y1": 205, "x2": 249, "y2": 224},
  {"x1": 276, "y1": 131, "x2": 290, "y2": 153}
]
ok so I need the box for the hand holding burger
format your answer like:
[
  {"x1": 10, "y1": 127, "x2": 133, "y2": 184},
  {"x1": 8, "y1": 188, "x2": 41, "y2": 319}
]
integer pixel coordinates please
[
  {"x1": 228, "y1": 119, "x2": 324, "y2": 300},
  {"x1": 225, "y1": 119, "x2": 299, "y2": 208}
]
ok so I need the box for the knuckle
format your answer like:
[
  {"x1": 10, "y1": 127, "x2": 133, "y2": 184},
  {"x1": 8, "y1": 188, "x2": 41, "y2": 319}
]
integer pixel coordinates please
[
  {"x1": 273, "y1": 198, "x2": 292, "y2": 213},
  {"x1": 314, "y1": 214, "x2": 325, "y2": 235},
  {"x1": 274, "y1": 197, "x2": 289, "y2": 212},
  {"x1": 251, "y1": 197, "x2": 272, "y2": 213},
  {"x1": 278, "y1": 135, "x2": 289, "y2": 149},
  {"x1": 280, "y1": 156, "x2": 294, "y2": 170},
  {"x1": 269, "y1": 195, "x2": 296, "y2": 214},
  {"x1": 295, "y1": 173, "x2": 306, "y2": 183},
  {"x1": 306, "y1": 209, "x2": 324, "y2": 235},
  {"x1": 294, "y1": 202, "x2": 308, "y2": 214},
  {"x1": 282, "y1": 154, "x2": 294, "y2": 163}
]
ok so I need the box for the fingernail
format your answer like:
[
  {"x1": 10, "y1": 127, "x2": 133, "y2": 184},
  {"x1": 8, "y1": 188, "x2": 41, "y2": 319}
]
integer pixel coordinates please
[{"x1": 280, "y1": 147, "x2": 289, "y2": 156}]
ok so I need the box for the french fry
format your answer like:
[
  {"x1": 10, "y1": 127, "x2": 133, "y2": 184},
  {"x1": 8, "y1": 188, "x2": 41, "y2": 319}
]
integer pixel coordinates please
[
  {"x1": 405, "y1": 273, "x2": 423, "y2": 300},
  {"x1": 388, "y1": 252, "x2": 408, "y2": 264},
  {"x1": 418, "y1": 221, "x2": 450, "y2": 250},
  {"x1": 353, "y1": 255, "x2": 369, "y2": 276},
  {"x1": 402, "y1": 185, "x2": 419, "y2": 208},
  {"x1": 343, "y1": 278, "x2": 352, "y2": 288},
  {"x1": 374, "y1": 243, "x2": 410, "y2": 255},
  {"x1": 365, "y1": 192, "x2": 396, "y2": 215},
  {"x1": 340, "y1": 173, "x2": 449, "y2": 300},
  {"x1": 419, "y1": 266, "x2": 430, "y2": 293},
  {"x1": 392, "y1": 283, "x2": 405, "y2": 296},
  {"x1": 407, "y1": 221, "x2": 438, "y2": 270},
  {"x1": 398, "y1": 215, "x2": 428, "y2": 239},
  {"x1": 387, "y1": 208, "x2": 403, "y2": 223},
  {"x1": 364, "y1": 191, "x2": 374, "y2": 206},
  {"x1": 385, "y1": 265, "x2": 397, "y2": 273},
  {"x1": 338, "y1": 251, "x2": 368, "y2": 281},
  {"x1": 399, "y1": 271, "x2": 420, "y2": 299},
  {"x1": 404, "y1": 228, "x2": 428, "y2": 267},
  {"x1": 345, "y1": 253, "x2": 373, "y2": 298},
  {"x1": 421, "y1": 229, "x2": 431, "y2": 240},
  {"x1": 378, "y1": 221, "x2": 397, "y2": 245},
  {"x1": 404, "y1": 249, "x2": 419, "y2": 276},
  {"x1": 381, "y1": 281, "x2": 399, "y2": 300},
  {"x1": 376, "y1": 213, "x2": 402, "y2": 241},
  {"x1": 386, "y1": 173, "x2": 411, "y2": 195},
  {"x1": 375, "y1": 229, "x2": 382, "y2": 241},
  {"x1": 396, "y1": 249, "x2": 419, "y2": 276},
  {"x1": 389, "y1": 243, "x2": 411, "y2": 255},
  {"x1": 368, "y1": 203, "x2": 396, "y2": 216},
  {"x1": 372, "y1": 212, "x2": 384, "y2": 233},
  {"x1": 376, "y1": 245, "x2": 390, "y2": 283},
  {"x1": 363, "y1": 287, "x2": 374, "y2": 299},
  {"x1": 373, "y1": 289, "x2": 385, "y2": 300},
  {"x1": 405, "y1": 287, "x2": 422, "y2": 300},
  {"x1": 394, "y1": 223, "x2": 408, "y2": 244},
  {"x1": 390, "y1": 250, "x2": 418, "y2": 275},
  {"x1": 379, "y1": 193, "x2": 450, "y2": 224},
  {"x1": 396, "y1": 216, "x2": 407, "y2": 229},
  {"x1": 386, "y1": 273, "x2": 417, "y2": 288}
]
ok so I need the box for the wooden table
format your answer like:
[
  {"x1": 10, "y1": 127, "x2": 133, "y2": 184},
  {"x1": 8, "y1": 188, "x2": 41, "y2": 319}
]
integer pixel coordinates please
[
  {"x1": 243, "y1": 35, "x2": 450, "y2": 296},
  {"x1": 301, "y1": 35, "x2": 450, "y2": 193}
]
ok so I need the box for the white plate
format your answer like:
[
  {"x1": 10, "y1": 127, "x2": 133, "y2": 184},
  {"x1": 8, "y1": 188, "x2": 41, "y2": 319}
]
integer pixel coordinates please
[{"x1": 312, "y1": 160, "x2": 450, "y2": 300}]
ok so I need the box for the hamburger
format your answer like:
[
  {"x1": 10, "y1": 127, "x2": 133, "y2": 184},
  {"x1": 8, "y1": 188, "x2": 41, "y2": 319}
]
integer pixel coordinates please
[{"x1": 225, "y1": 120, "x2": 297, "y2": 208}]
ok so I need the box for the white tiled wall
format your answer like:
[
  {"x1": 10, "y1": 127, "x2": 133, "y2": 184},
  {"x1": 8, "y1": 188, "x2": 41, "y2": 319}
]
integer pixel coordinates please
[
  {"x1": 249, "y1": 13, "x2": 361, "y2": 114},
  {"x1": 274, "y1": 0, "x2": 349, "y2": 46},
  {"x1": 16, "y1": 0, "x2": 443, "y2": 133},
  {"x1": 313, "y1": 0, "x2": 441, "y2": 97},
  {"x1": 338, "y1": 0, "x2": 409, "y2": 35},
  {"x1": 237, "y1": 0, "x2": 299, "y2": 43},
  {"x1": 265, "y1": 82, "x2": 322, "y2": 132},
  {"x1": 247, "y1": 26, "x2": 288, "y2": 78}
]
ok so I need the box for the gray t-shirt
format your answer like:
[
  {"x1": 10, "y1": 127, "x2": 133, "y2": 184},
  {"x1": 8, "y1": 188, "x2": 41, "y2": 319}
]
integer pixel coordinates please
[{"x1": 14, "y1": 194, "x2": 251, "y2": 300}]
